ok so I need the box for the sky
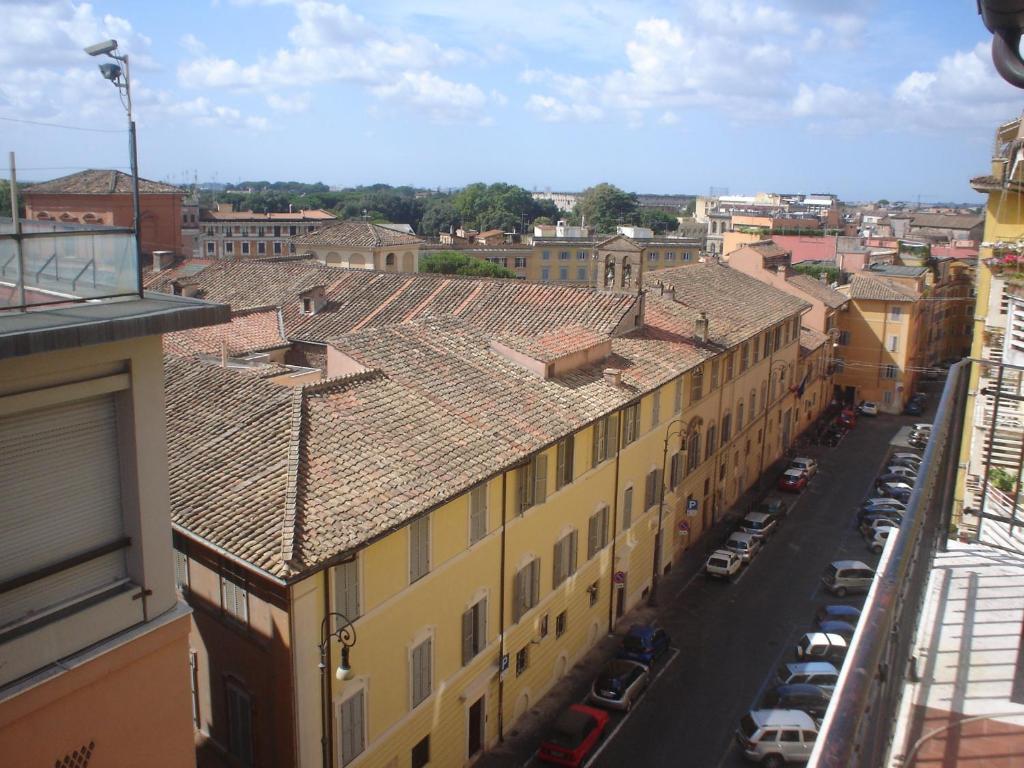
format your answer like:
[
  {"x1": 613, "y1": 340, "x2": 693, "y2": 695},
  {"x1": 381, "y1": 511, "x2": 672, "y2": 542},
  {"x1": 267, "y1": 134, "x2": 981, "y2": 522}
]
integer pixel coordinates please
[{"x1": 2, "y1": 0, "x2": 1023, "y2": 202}]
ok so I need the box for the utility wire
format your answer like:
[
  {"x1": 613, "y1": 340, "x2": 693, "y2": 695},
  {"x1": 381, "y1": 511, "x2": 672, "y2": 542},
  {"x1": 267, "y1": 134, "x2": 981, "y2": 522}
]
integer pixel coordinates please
[{"x1": 0, "y1": 115, "x2": 125, "y2": 134}]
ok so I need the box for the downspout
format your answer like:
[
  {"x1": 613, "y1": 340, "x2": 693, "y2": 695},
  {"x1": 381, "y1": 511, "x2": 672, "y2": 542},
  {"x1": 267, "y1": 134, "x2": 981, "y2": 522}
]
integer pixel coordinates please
[
  {"x1": 607, "y1": 409, "x2": 624, "y2": 632},
  {"x1": 320, "y1": 570, "x2": 333, "y2": 768},
  {"x1": 497, "y1": 472, "x2": 508, "y2": 741}
]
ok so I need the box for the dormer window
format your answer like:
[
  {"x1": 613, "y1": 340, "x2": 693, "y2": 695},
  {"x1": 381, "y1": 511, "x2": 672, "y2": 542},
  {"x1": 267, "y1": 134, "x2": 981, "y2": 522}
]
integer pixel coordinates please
[{"x1": 302, "y1": 297, "x2": 314, "y2": 314}]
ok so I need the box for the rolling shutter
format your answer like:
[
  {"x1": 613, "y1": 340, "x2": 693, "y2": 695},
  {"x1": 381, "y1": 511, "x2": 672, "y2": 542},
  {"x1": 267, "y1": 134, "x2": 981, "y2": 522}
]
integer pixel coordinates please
[{"x1": 0, "y1": 395, "x2": 127, "y2": 629}]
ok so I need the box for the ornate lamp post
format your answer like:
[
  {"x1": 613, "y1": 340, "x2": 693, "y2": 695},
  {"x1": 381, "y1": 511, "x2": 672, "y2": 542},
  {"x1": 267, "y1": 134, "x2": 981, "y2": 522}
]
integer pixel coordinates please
[{"x1": 319, "y1": 612, "x2": 357, "y2": 768}]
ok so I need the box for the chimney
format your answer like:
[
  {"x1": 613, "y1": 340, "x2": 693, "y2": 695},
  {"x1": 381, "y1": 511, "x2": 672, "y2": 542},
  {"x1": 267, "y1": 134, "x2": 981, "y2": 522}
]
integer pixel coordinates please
[
  {"x1": 818, "y1": 272, "x2": 827, "y2": 283},
  {"x1": 603, "y1": 368, "x2": 623, "y2": 387},
  {"x1": 695, "y1": 311, "x2": 709, "y2": 342},
  {"x1": 152, "y1": 250, "x2": 174, "y2": 272},
  {"x1": 669, "y1": 285, "x2": 676, "y2": 300},
  {"x1": 658, "y1": 281, "x2": 665, "y2": 296},
  {"x1": 289, "y1": 203, "x2": 294, "y2": 213}
]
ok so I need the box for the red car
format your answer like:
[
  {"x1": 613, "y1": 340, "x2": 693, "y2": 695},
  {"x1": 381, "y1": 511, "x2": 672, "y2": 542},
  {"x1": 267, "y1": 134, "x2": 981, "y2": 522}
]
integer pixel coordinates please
[
  {"x1": 838, "y1": 409, "x2": 858, "y2": 428},
  {"x1": 778, "y1": 468, "x2": 808, "y2": 492},
  {"x1": 537, "y1": 704, "x2": 610, "y2": 766}
]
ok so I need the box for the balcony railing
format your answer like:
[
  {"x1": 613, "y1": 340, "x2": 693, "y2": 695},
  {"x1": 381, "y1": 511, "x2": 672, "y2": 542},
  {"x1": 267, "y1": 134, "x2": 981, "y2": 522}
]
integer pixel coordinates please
[{"x1": 0, "y1": 217, "x2": 141, "y2": 311}]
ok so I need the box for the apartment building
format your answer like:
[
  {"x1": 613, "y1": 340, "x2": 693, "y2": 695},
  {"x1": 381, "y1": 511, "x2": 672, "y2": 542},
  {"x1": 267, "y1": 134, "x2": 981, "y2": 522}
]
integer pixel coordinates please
[
  {"x1": 293, "y1": 220, "x2": 423, "y2": 272},
  {"x1": 22, "y1": 168, "x2": 186, "y2": 257},
  {"x1": 161, "y1": 255, "x2": 811, "y2": 768},
  {"x1": 197, "y1": 204, "x2": 338, "y2": 259},
  {"x1": 0, "y1": 217, "x2": 227, "y2": 765}
]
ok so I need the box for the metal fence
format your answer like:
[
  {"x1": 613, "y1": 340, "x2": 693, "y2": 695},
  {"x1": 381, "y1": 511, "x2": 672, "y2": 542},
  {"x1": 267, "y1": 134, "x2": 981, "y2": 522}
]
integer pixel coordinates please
[{"x1": 809, "y1": 360, "x2": 970, "y2": 767}]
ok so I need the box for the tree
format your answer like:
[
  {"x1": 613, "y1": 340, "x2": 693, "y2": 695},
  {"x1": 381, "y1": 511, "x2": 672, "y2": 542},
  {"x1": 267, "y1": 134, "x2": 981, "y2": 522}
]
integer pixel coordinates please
[
  {"x1": 419, "y1": 251, "x2": 516, "y2": 278},
  {"x1": 419, "y1": 198, "x2": 460, "y2": 237},
  {"x1": 877, "y1": 199, "x2": 890, "y2": 206},
  {"x1": 638, "y1": 209, "x2": 679, "y2": 234},
  {"x1": 576, "y1": 183, "x2": 639, "y2": 233},
  {"x1": 792, "y1": 263, "x2": 841, "y2": 284},
  {"x1": 989, "y1": 467, "x2": 1017, "y2": 495}
]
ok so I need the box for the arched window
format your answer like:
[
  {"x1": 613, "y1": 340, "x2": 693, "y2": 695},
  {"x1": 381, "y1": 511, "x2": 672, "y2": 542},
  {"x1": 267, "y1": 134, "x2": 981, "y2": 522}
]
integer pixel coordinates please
[
  {"x1": 686, "y1": 431, "x2": 701, "y2": 472},
  {"x1": 721, "y1": 412, "x2": 732, "y2": 443},
  {"x1": 604, "y1": 257, "x2": 614, "y2": 288},
  {"x1": 706, "y1": 423, "x2": 717, "y2": 459},
  {"x1": 760, "y1": 382, "x2": 767, "y2": 411},
  {"x1": 385, "y1": 252, "x2": 396, "y2": 267},
  {"x1": 621, "y1": 258, "x2": 632, "y2": 289},
  {"x1": 737, "y1": 402, "x2": 745, "y2": 431}
]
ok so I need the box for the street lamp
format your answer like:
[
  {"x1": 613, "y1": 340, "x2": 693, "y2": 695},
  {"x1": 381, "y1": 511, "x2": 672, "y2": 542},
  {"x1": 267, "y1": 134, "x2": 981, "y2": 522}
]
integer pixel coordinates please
[
  {"x1": 85, "y1": 39, "x2": 142, "y2": 295},
  {"x1": 319, "y1": 612, "x2": 357, "y2": 768},
  {"x1": 649, "y1": 415, "x2": 702, "y2": 605}
]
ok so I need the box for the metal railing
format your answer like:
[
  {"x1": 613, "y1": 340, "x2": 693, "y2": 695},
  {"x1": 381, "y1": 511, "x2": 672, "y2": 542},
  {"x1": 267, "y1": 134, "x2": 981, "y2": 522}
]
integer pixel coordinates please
[
  {"x1": 0, "y1": 218, "x2": 140, "y2": 311},
  {"x1": 809, "y1": 361, "x2": 970, "y2": 767}
]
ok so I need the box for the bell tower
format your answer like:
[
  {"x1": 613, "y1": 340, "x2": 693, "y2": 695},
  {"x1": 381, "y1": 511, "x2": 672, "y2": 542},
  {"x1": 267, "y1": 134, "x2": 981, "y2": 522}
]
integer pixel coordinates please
[{"x1": 594, "y1": 235, "x2": 644, "y2": 294}]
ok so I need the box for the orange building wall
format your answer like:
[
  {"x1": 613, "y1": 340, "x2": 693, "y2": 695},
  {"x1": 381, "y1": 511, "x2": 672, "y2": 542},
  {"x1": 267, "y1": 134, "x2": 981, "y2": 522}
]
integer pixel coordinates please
[
  {"x1": 25, "y1": 192, "x2": 185, "y2": 257},
  {"x1": 0, "y1": 613, "x2": 196, "y2": 768}
]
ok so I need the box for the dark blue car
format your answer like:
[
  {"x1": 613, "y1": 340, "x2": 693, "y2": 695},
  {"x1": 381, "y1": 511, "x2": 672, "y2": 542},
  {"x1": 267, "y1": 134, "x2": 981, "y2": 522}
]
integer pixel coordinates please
[
  {"x1": 617, "y1": 624, "x2": 671, "y2": 665},
  {"x1": 904, "y1": 400, "x2": 924, "y2": 415},
  {"x1": 815, "y1": 604, "x2": 861, "y2": 627}
]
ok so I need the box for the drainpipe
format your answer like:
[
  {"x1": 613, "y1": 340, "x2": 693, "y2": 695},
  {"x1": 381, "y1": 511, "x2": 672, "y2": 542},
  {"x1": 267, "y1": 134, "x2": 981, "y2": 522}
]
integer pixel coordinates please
[
  {"x1": 497, "y1": 472, "x2": 508, "y2": 741},
  {"x1": 320, "y1": 569, "x2": 333, "y2": 768},
  {"x1": 607, "y1": 410, "x2": 624, "y2": 632}
]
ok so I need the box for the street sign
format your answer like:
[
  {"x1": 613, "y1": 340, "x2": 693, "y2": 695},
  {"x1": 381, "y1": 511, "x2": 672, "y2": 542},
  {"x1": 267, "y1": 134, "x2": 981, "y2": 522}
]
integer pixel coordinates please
[
  {"x1": 677, "y1": 520, "x2": 690, "y2": 534},
  {"x1": 613, "y1": 570, "x2": 626, "y2": 584},
  {"x1": 500, "y1": 654, "x2": 509, "y2": 673},
  {"x1": 686, "y1": 497, "x2": 699, "y2": 515}
]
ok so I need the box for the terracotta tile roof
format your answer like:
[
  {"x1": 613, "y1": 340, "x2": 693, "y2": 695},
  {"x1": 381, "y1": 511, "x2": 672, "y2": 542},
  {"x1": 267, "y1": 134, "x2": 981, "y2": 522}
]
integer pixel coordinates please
[
  {"x1": 787, "y1": 274, "x2": 849, "y2": 309},
  {"x1": 163, "y1": 307, "x2": 288, "y2": 358},
  {"x1": 799, "y1": 327, "x2": 828, "y2": 356},
  {"x1": 495, "y1": 325, "x2": 607, "y2": 362},
  {"x1": 293, "y1": 220, "x2": 423, "y2": 248},
  {"x1": 909, "y1": 213, "x2": 983, "y2": 231},
  {"x1": 747, "y1": 240, "x2": 789, "y2": 259},
  {"x1": 24, "y1": 169, "x2": 183, "y2": 195},
  {"x1": 847, "y1": 274, "x2": 920, "y2": 302},
  {"x1": 142, "y1": 259, "x2": 219, "y2": 289},
  {"x1": 202, "y1": 209, "x2": 337, "y2": 222}
]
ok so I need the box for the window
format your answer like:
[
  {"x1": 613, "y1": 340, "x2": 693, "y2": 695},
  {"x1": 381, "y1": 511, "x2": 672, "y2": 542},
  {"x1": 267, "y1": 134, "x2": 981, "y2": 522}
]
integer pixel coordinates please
[
  {"x1": 883, "y1": 364, "x2": 898, "y2": 379},
  {"x1": 763, "y1": 332, "x2": 771, "y2": 359},
  {"x1": 884, "y1": 390, "x2": 894, "y2": 404},
  {"x1": 890, "y1": 306, "x2": 903, "y2": 321},
  {"x1": 623, "y1": 403, "x2": 641, "y2": 445},
  {"x1": 470, "y1": 483, "x2": 488, "y2": 544},
  {"x1": 338, "y1": 690, "x2": 365, "y2": 766},
  {"x1": 834, "y1": 358, "x2": 845, "y2": 373},
  {"x1": 683, "y1": 251, "x2": 692, "y2": 261},
  {"x1": 539, "y1": 613, "x2": 549, "y2": 638},
  {"x1": 665, "y1": 251, "x2": 676, "y2": 261},
  {"x1": 686, "y1": 432, "x2": 701, "y2": 471},
  {"x1": 515, "y1": 257, "x2": 527, "y2": 268},
  {"x1": 410, "y1": 515, "x2": 430, "y2": 582},
  {"x1": 651, "y1": 391, "x2": 661, "y2": 428},
  {"x1": 552, "y1": 531, "x2": 579, "y2": 587},
  {"x1": 888, "y1": 335, "x2": 899, "y2": 352},
  {"x1": 648, "y1": 251, "x2": 659, "y2": 262},
  {"x1": 541, "y1": 267, "x2": 550, "y2": 281},
  {"x1": 706, "y1": 424, "x2": 717, "y2": 459},
  {"x1": 753, "y1": 337, "x2": 761, "y2": 363},
  {"x1": 273, "y1": 225, "x2": 282, "y2": 237},
  {"x1": 622, "y1": 486, "x2": 634, "y2": 529},
  {"x1": 576, "y1": 267, "x2": 587, "y2": 281},
  {"x1": 542, "y1": 250, "x2": 551, "y2": 260},
  {"x1": 333, "y1": 558, "x2": 360, "y2": 620},
  {"x1": 587, "y1": 506, "x2": 610, "y2": 558},
  {"x1": 589, "y1": 580, "x2": 599, "y2": 607},
  {"x1": 225, "y1": 241, "x2": 234, "y2": 254},
  {"x1": 559, "y1": 250, "x2": 570, "y2": 260},
  {"x1": 690, "y1": 366, "x2": 704, "y2": 403},
  {"x1": 257, "y1": 241, "x2": 266, "y2": 255},
  {"x1": 577, "y1": 250, "x2": 587, "y2": 260},
  {"x1": 837, "y1": 330, "x2": 851, "y2": 345},
  {"x1": 644, "y1": 468, "x2": 662, "y2": 511},
  {"x1": 674, "y1": 378, "x2": 683, "y2": 413},
  {"x1": 740, "y1": 342, "x2": 749, "y2": 371},
  {"x1": 411, "y1": 637, "x2": 432, "y2": 708},
  {"x1": 670, "y1": 451, "x2": 682, "y2": 489},
  {"x1": 556, "y1": 610, "x2": 567, "y2": 637},
  {"x1": 591, "y1": 413, "x2": 619, "y2": 467},
  {"x1": 774, "y1": 327, "x2": 782, "y2": 352},
  {"x1": 559, "y1": 267, "x2": 568, "y2": 281},
  {"x1": 412, "y1": 735, "x2": 430, "y2": 768},
  {"x1": 225, "y1": 680, "x2": 254, "y2": 767},
  {"x1": 189, "y1": 650, "x2": 200, "y2": 727},
  {"x1": 241, "y1": 242, "x2": 250, "y2": 255},
  {"x1": 174, "y1": 550, "x2": 189, "y2": 591},
  {"x1": 738, "y1": 402, "x2": 745, "y2": 430},
  {"x1": 556, "y1": 437, "x2": 574, "y2": 490},
  {"x1": 289, "y1": 225, "x2": 297, "y2": 236},
  {"x1": 516, "y1": 647, "x2": 529, "y2": 676},
  {"x1": 302, "y1": 297, "x2": 314, "y2": 314},
  {"x1": 710, "y1": 360, "x2": 720, "y2": 390},
  {"x1": 462, "y1": 598, "x2": 487, "y2": 665},
  {"x1": 725, "y1": 353, "x2": 734, "y2": 382},
  {"x1": 512, "y1": 559, "x2": 540, "y2": 622},
  {"x1": 721, "y1": 413, "x2": 732, "y2": 444},
  {"x1": 273, "y1": 241, "x2": 282, "y2": 254},
  {"x1": 221, "y1": 573, "x2": 249, "y2": 624},
  {"x1": 517, "y1": 453, "x2": 548, "y2": 513},
  {"x1": 206, "y1": 241, "x2": 215, "y2": 255}
]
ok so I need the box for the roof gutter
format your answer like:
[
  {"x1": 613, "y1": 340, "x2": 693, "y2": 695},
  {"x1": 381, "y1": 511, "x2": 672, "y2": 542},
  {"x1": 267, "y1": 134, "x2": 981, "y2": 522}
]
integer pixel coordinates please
[{"x1": 172, "y1": 523, "x2": 288, "y2": 585}]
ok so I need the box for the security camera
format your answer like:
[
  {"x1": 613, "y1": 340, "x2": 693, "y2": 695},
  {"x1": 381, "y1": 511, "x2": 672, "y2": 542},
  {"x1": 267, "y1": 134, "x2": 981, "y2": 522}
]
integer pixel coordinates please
[
  {"x1": 98, "y1": 62, "x2": 122, "y2": 82},
  {"x1": 84, "y1": 39, "x2": 119, "y2": 57}
]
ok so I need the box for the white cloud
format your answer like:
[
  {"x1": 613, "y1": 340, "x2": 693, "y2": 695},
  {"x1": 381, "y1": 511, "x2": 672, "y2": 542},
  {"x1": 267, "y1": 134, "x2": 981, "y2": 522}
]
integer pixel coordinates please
[
  {"x1": 266, "y1": 92, "x2": 311, "y2": 112},
  {"x1": 658, "y1": 111, "x2": 679, "y2": 125},
  {"x1": 180, "y1": 33, "x2": 206, "y2": 56},
  {"x1": 372, "y1": 71, "x2": 491, "y2": 123},
  {"x1": 525, "y1": 94, "x2": 603, "y2": 123}
]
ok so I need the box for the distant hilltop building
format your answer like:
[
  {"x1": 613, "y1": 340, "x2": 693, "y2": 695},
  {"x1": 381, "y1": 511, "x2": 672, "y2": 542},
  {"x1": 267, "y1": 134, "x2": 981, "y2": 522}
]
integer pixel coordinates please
[{"x1": 532, "y1": 191, "x2": 578, "y2": 212}]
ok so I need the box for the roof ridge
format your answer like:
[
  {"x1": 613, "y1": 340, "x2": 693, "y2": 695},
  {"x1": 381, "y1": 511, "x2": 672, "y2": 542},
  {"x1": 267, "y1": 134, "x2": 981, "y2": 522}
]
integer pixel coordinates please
[
  {"x1": 279, "y1": 388, "x2": 305, "y2": 574},
  {"x1": 300, "y1": 367, "x2": 387, "y2": 395}
]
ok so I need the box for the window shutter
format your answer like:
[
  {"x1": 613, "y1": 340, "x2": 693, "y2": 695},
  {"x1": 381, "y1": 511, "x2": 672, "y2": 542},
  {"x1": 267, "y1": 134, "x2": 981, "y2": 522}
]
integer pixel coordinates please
[
  {"x1": 599, "y1": 506, "x2": 609, "y2": 548},
  {"x1": 588, "y1": 515, "x2": 599, "y2": 559},
  {"x1": 556, "y1": 441, "x2": 567, "y2": 489},
  {"x1": 462, "y1": 609, "x2": 474, "y2": 665},
  {"x1": 553, "y1": 539, "x2": 564, "y2": 586},
  {"x1": 622, "y1": 487, "x2": 633, "y2": 529},
  {"x1": 470, "y1": 485, "x2": 487, "y2": 544},
  {"x1": 513, "y1": 569, "x2": 524, "y2": 622},
  {"x1": 569, "y1": 531, "x2": 578, "y2": 575},
  {"x1": 530, "y1": 559, "x2": 540, "y2": 608},
  {"x1": 340, "y1": 690, "x2": 365, "y2": 766},
  {"x1": 534, "y1": 454, "x2": 548, "y2": 505},
  {"x1": 334, "y1": 559, "x2": 360, "y2": 620},
  {"x1": 476, "y1": 598, "x2": 486, "y2": 652},
  {"x1": 606, "y1": 412, "x2": 619, "y2": 458},
  {"x1": 592, "y1": 420, "x2": 604, "y2": 467},
  {"x1": 517, "y1": 465, "x2": 530, "y2": 513}
]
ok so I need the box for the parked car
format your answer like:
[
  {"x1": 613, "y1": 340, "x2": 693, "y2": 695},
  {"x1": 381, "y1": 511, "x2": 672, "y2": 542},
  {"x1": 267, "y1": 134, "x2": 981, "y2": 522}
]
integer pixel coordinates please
[
  {"x1": 912, "y1": 423, "x2": 932, "y2": 434},
  {"x1": 858, "y1": 401, "x2": 879, "y2": 416},
  {"x1": 778, "y1": 468, "x2": 808, "y2": 492},
  {"x1": 617, "y1": 623, "x2": 671, "y2": 665},
  {"x1": 838, "y1": 409, "x2": 858, "y2": 429},
  {"x1": 909, "y1": 433, "x2": 929, "y2": 449},
  {"x1": 588, "y1": 659, "x2": 650, "y2": 711},
  {"x1": 885, "y1": 465, "x2": 919, "y2": 480},
  {"x1": 795, "y1": 632, "x2": 849, "y2": 664},
  {"x1": 877, "y1": 473, "x2": 916, "y2": 488},
  {"x1": 736, "y1": 709, "x2": 819, "y2": 766},
  {"x1": 878, "y1": 482, "x2": 914, "y2": 502},
  {"x1": 815, "y1": 604, "x2": 861, "y2": 628},
  {"x1": 888, "y1": 456, "x2": 922, "y2": 471},
  {"x1": 739, "y1": 511, "x2": 779, "y2": 541},
  {"x1": 904, "y1": 399, "x2": 925, "y2": 416},
  {"x1": 776, "y1": 661, "x2": 841, "y2": 693},
  {"x1": 858, "y1": 510, "x2": 903, "y2": 532},
  {"x1": 725, "y1": 531, "x2": 762, "y2": 563},
  {"x1": 822, "y1": 560, "x2": 875, "y2": 597},
  {"x1": 860, "y1": 496, "x2": 906, "y2": 510},
  {"x1": 867, "y1": 527, "x2": 893, "y2": 554},
  {"x1": 824, "y1": 424, "x2": 848, "y2": 446},
  {"x1": 789, "y1": 457, "x2": 818, "y2": 478},
  {"x1": 537, "y1": 704, "x2": 610, "y2": 766},
  {"x1": 818, "y1": 620, "x2": 857, "y2": 641},
  {"x1": 761, "y1": 684, "x2": 832, "y2": 719},
  {"x1": 891, "y1": 452, "x2": 922, "y2": 463},
  {"x1": 706, "y1": 549, "x2": 742, "y2": 580},
  {"x1": 757, "y1": 497, "x2": 789, "y2": 519}
]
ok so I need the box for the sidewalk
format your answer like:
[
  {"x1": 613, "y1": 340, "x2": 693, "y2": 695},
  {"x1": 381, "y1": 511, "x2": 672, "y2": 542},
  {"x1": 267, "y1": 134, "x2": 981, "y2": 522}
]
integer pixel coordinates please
[{"x1": 476, "y1": 452, "x2": 800, "y2": 768}]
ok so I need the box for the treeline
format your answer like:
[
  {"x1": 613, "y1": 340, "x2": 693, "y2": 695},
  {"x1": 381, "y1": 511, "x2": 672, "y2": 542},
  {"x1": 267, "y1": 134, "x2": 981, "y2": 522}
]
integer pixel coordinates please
[{"x1": 202, "y1": 181, "x2": 684, "y2": 237}]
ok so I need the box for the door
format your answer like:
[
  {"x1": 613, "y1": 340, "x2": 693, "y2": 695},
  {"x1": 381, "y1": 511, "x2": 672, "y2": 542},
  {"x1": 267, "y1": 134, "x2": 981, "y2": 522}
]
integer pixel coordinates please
[{"x1": 468, "y1": 696, "x2": 484, "y2": 758}]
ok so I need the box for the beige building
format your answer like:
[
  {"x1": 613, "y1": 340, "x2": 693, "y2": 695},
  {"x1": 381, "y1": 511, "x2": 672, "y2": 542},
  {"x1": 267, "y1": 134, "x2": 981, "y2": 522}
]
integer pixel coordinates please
[
  {"x1": 197, "y1": 204, "x2": 337, "y2": 259},
  {"x1": 0, "y1": 218, "x2": 227, "y2": 766},
  {"x1": 294, "y1": 220, "x2": 423, "y2": 272}
]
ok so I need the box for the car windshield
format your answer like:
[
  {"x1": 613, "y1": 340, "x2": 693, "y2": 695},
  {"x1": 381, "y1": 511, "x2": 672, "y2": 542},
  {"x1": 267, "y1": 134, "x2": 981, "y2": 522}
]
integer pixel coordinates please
[
  {"x1": 824, "y1": 564, "x2": 838, "y2": 581},
  {"x1": 623, "y1": 634, "x2": 647, "y2": 651},
  {"x1": 729, "y1": 539, "x2": 748, "y2": 550},
  {"x1": 745, "y1": 519, "x2": 765, "y2": 531},
  {"x1": 709, "y1": 556, "x2": 728, "y2": 568},
  {"x1": 739, "y1": 714, "x2": 758, "y2": 739},
  {"x1": 547, "y1": 710, "x2": 594, "y2": 748}
]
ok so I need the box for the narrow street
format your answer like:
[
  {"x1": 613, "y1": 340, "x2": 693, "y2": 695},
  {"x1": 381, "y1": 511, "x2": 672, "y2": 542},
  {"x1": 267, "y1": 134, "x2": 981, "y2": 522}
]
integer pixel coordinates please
[{"x1": 589, "y1": 408, "x2": 923, "y2": 767}]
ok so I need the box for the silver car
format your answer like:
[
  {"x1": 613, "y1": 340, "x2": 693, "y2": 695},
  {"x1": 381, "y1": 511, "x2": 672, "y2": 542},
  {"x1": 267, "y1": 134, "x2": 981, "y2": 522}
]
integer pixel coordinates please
[
  {"x1": 725, "y1": 531, "x2": 761, "y2": 563},
  {"x1": 736, "y1": 709, "x2": 819, "y2": 766},
  {"x1": 588, "y1": 659, "x2": 649, "y2": 711}
]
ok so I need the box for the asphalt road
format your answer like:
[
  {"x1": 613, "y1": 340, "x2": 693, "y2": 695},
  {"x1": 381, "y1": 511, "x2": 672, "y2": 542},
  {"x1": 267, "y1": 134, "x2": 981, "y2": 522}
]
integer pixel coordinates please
[{"x1": 589, "y1": 408, "x2": 926, "y2": 768}]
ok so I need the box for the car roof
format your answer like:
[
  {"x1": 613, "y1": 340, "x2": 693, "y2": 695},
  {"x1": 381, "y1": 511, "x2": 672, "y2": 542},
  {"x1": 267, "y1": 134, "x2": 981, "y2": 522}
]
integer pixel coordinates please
[
  {"x1": 773, "y1": 682, "x2": 830, "y2": 697},
  {"x1": 784, "y1": 661, "x2": 840, "y2": 674},
  {"x1": 709, "y1": 548, "x2": 736, "y2": 558},
  {"x1": 891, "y1": 452, "x2": 920, "y2": 460},
  {"x1": 750, "y1": 709, "x2": 817, "y2": 728},
  {"x1": 819, "y1": 620, "x2": 856, "y2": 631},
  {"x1": 801, "y1": 632, "x2": 848, "y2": 645},
  {"x1": 728, "y1": 531, "x2": 756, "y2": 541},
  {"x1": 820, "y1": 604, "x2": 860, "y2": 616},
  {"x1": 792, "y1": 457, "x2": 815, "y2": 464},
  {"x1": 832, "y1": 559, "x2": 872, "y2": 569},
  {"x1": 782, "y1": 468, "x2": 804, "y2": 475},
  {"x1": 744, "y1": 512, "x2": 771, "y2": 522}
]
